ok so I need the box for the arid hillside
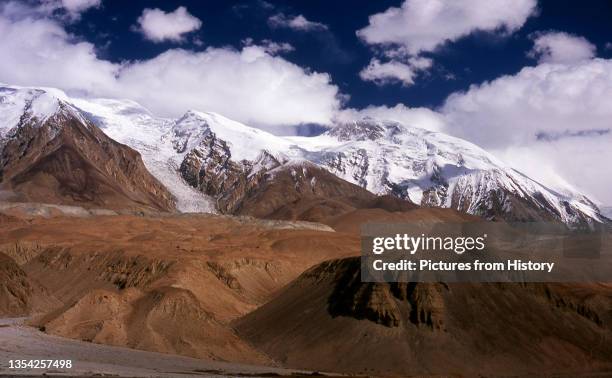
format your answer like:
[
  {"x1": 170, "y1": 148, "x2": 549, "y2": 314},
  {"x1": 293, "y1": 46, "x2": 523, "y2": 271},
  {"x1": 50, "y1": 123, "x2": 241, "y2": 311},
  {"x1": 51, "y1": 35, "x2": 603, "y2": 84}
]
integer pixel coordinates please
[{"x1": 0, "y1": 211, "x2": 357, "y2": 364}]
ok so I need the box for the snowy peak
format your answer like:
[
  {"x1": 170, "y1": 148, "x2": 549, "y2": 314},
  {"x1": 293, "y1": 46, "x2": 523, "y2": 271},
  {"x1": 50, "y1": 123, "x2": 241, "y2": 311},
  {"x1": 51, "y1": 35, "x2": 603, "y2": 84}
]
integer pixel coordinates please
[
  {"x1": 0, "y1": 85, "x2": 90, "y2": 137},
  {"x1": 17, "y1": 89, "x2": 61, "y2": 126},
  {"x1": 0, "y1": 86, "x2": 58, "y2": 132},
  {"x1": 327, "y1": 119, "x2": 388, "y2": 141},
  {"x1": 171, "y1": 110, "x2": 294, "y2": 161},
  {"x1": 299, "y1": 118, "x2": 604, "y2": 224},
  {"x1": 171, "y1": 111, "x2": 214, "y2": 154}
]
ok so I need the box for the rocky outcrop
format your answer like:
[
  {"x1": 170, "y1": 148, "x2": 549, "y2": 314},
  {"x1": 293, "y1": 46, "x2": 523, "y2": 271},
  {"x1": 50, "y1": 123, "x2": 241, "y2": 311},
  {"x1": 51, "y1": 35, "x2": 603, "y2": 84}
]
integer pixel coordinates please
[
  {"x1": 325, "y1": 258, "x2": 446, "y2": 329},
  {"x1": 179, "y1": 130, "x2": 247, "y2": 196},
  {"x1": 326, "y1": 119, "x2": 387, "y2": 141}
]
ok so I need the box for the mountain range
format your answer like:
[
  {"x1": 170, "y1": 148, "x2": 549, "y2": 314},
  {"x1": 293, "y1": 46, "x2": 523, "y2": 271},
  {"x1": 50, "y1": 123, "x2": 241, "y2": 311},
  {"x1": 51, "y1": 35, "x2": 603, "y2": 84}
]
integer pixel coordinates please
[{"x1": 0, "y1": 83, "x2": 607, "y2": 225}]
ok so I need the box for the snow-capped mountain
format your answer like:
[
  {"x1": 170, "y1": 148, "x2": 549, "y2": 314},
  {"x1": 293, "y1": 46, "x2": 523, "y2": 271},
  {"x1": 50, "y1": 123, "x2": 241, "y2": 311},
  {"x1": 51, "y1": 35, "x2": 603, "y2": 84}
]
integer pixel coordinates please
[
  {"x1": 290, "y1": 120, "x2": 605, "y2": 224},
  {"x1": 0, "y1": 85, "x2": 175, "y2": 211},
  {"x1": 0, "y1": 84, "x2": 606, "y2": 224}
]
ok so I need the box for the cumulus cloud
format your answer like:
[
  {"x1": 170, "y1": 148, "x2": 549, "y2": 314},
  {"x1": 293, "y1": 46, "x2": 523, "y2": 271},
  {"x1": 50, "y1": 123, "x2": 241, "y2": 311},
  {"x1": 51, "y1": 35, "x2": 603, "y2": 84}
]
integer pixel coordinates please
[
  {"x1": 0, "y1": 12, "x2": 118, "y2": 93},
  {"x1": 442, "y1": 58, "x2": 612, "y2": 148},
  {"x1": 335, "y1": 104, "x2": 446, "y2": 132},
  {"x1": 356, "y1": 0, "x2": 536, "y2": 87},
  {"x1": 116, "y1": 46, "x2": 340, "y2": 127},
  {"x1": 0, "y1": 5, "x2": 341, "y2": 128},
  {"x1": 441, "y1": 39, "x2": 612, "y2": 203},
  {"x1": 528, "y1": 31, "x2": 596, "y2": 63},
  {"x1": 359, "y1": 57, "x2": 432, "y2": 86},
  {"x1": 135, "y1": 6, "x2": 202, "y2": 43},
  {"x1": 357, "y1": 0, "x2": 537, "y2": 55},
  {"x1": 268, "y1": 13, "x2": 328, "y2": 32}
]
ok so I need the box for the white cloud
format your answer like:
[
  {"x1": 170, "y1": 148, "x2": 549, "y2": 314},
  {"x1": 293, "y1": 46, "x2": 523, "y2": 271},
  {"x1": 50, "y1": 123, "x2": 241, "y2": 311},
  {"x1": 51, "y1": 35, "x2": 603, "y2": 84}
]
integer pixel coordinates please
[
  {"x1": 9, "y1": 0, "x2": 101, "y2": 21},
  {"x1": 261, "y1": 41, "x2": 294, "y2": 54},
  {"x1": 268, "y1": 13, "x2": 328, "y2": 32},
  {"x1": 528, "y1": 31, "x2": 596, "y2": 64},
  {"x1": 493, "y1": 136, "x2": 612, "y2": 204},
  {"x1": 135, "y1": 6, "x2": 202, "y2": 43},
  {"x1": 357, "y1": 0, "x2": 537, "y2": 55},
  {"x1": 116, "y1": 46, "x2": 340, "y2": 127},
  {"x1": 442, "y1": 58, "x2": 612, "y2": 148},
  {"x1": 356, "y1": 0, "x2": 536, "y2": 87},
  {"x1": 336, "y1": 104, "x2": 446, "y2": 132},
  {"x1": 359, "y1": 57, "x2": 432, "y2": 86},
  {"x1": 59, "y1": 0, "x2": 100, "y2": 14},
  {"x1": 0, "y1": 13, "x2": 119, "y2": 93},
  {"x1": 441, "y1": 52, "x2": 612, "y2": 203},
  {"x1": 0, "y1": 5, "x2": 341, "y2": 128}
]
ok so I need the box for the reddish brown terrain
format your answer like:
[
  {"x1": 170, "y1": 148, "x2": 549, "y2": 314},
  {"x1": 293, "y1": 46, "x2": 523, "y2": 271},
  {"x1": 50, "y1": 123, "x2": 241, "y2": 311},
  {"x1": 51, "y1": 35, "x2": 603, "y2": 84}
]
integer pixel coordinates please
[
  {"x1": 0, "y1": 252, "x2": 60, "y2": 317},
  {"x1": 1, "y1": 205, "x2": 611, "y2": 377},
  {"x1": 0, "y1": 112, "x2": 610, "y2": 376},
  {"x1": 227, "y1": 161, "x2": 417, "y2": 223},
  {"x1": 0, "y1": 106, "x2": 175, "y2": 212},
  {"x1": 0, "y1": 211, "x2": 357, "y2": 365}
]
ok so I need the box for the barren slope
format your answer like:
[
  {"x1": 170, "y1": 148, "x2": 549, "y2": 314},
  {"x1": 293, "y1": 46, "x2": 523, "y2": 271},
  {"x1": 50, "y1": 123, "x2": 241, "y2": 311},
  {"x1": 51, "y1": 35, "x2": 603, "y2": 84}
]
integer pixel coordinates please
[{"x1": 235, "y1": 257, "x2": 612, "y2": 376}]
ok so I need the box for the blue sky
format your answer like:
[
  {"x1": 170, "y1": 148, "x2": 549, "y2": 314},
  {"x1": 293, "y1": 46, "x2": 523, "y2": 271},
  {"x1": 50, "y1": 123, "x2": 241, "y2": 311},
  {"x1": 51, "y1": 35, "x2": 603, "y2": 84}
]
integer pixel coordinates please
[
  {"x1": 68, "y1": 0, "x2": 612, "y2": 110},
  {"x1": 0, "y1": 0, "x2": 611, "y2": 203}
]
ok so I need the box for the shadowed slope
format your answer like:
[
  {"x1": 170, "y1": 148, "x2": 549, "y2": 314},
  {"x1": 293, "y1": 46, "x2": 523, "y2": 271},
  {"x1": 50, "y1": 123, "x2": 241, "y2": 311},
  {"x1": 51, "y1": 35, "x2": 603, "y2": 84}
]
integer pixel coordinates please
[{"x1": 236, "y1": 257, "x2": 612, "y2": 376}]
